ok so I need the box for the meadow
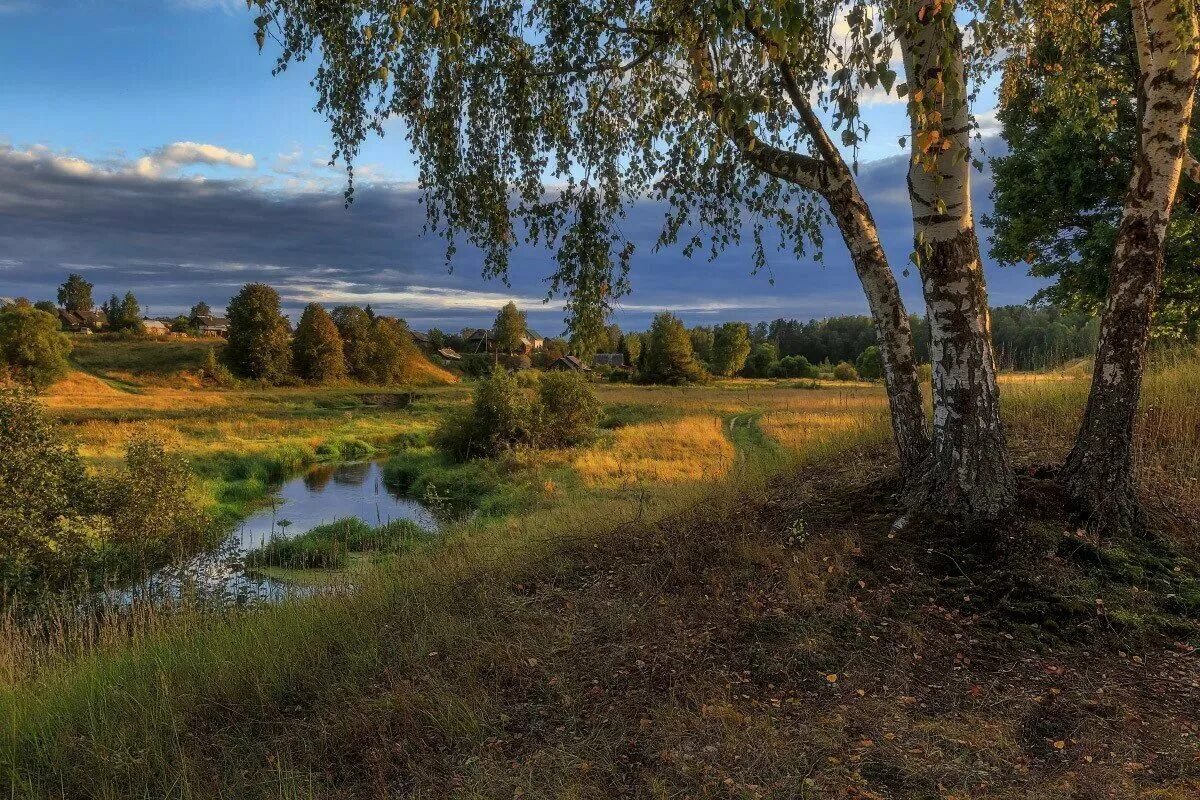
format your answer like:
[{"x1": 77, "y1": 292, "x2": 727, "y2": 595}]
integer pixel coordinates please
[{"x1": 1, "y1": 339, "x2": 1197, "y2": 798}]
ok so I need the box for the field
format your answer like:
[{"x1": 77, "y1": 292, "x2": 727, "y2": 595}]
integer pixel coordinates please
[{"x1": 2, "y1": 339, "x2": 1198, "y2": 798}]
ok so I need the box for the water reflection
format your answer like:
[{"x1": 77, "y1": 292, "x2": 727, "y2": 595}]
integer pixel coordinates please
[{"x1": 237, "y1": 459, "x2": 437, "y2": 551}]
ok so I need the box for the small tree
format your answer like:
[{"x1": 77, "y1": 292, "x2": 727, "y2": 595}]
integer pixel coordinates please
[
  {"x1": 292, "y1": 303, "x2": 347, "y2": 383},
  {"x1": 856, "y1": 346, "x2": 884, "y2": 380},
  {"x1": 493, "y1": 301, "x2": 526, "y2": 354},
  {"x1": 226, "y1": 283, "x2": 293, "y2": 382},
  {"x1": 710, "y1": 322, "x2": 752, "y2": 377},
  {"x1": 619, "y1": 333, "x2": 642, "y2": 369},
  {"x1": 640, "y1": 313, "x2": 706, "y2": 385},
  {"x1": 771, "y1": 354, "x2": 817, "y2": 379},
  {"x1": 188, "y1": 301, "x2": 213, "y2": 328},
  {"x1": 103, "y1": 292, "x2": 145, "y2": 334},
  {"x1": 0, "y1": 305, "x2": 72, "y2": 390},
  {"x1": 368, "y1": 317, "x2": 423, "y2": 385},
  {"x1": 427, "y1": 328, "x2": 447, "y2": 350},
  {"x1": 437, "y1": 366, "x2": 537, "y2": 458},
  {"x1": 56, "y1": 273, "x2": 93, "y2": 313}
]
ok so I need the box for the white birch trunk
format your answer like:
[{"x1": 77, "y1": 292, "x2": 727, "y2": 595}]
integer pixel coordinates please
[
  {"x1": 896, "y1": 1, "x2": 1015, "y2": 519},
  {"x1": 1063, "y1": 0, "x2": 1200, "y2": 531}
]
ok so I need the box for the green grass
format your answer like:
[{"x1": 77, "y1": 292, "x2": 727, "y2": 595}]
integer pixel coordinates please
[{"x1": 245, "y1": 518, "x2": 427, "y2": 570}]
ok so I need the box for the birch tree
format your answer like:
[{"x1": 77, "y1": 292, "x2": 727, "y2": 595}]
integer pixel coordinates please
[
  {"x1": 250, "y1": 0, "x2": 931, "y2": 476},
  {"x1": 1060, "y1": 0, "x2": 1199, "y2": 532},
  {"x1": 888, "y1": 0, "x2": 1016, "y2": 518}
]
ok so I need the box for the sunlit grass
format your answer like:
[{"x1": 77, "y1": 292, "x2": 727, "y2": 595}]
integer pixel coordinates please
[{"x1": 574, "y1": 415, "x2": 736, "y2": 486}]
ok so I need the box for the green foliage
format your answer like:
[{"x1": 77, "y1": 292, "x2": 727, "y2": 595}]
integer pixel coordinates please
[
  {"x1": 537, "y1": 371, "x2": 603, "y2": 448},
  {"x1": 292, "y1": 303, "x2": 347, "y2": 382},
  {"x1": 56, "y1": 273, "x2": 93, "y2": 313},
  {"x1": 331, "y1": 305, "x2": 374, "y2": 379},
  {"x1": 832, "y1": 361, "x2": 859, "y2": 381},
  {"x1": 743, "y1": 342, "x2": 778, "y2": 378},
  {"x1": 493, "y1": 301, "x2": 526, "y2": 355},
  {"x1": 761, "y1": 316, "x2": 877, "y2": 366},
  {"x1": 689, "y1": 326, "x2": 715, "y2": 365},
  {"x1": 0, "y1": 391, "x2": 208, "y2": 594},
  {"x1": 199, "y1": 348, "x2": 235, "y2": 387},
  {"x1": 33, "y1": 300, "x2": 57, "y2": 315},
  {"x1": 188, "y1": 301, "x2": 213, "y2": 328},
  {"x1": 639, "y1": 313, "x2": 707, "y2": 385},
  {"x1": 226, "y1": 283, "x2": 293, "y2": 382},
  {"x1": 245, "y1": 518, "x2": 424, "y2": 570},
  {"x1": 0, "y1": 305, "x2": 72, "y2": 390},
  {"x1": 619, "y1": 333, "x2": 642, "y2": 368},
  {"x1": 710, "y1": 322, "x2": 752, "y2": 377},
  {"x1": 97, "y1": 437, "x2": 209, "y2": 569},
  {"x1": 459, "y1": 352, "x2": 494, "y2": 378},
  {"x1": 770, "y1": 354, "x2": 818, "y2": 379},
  {"x1": 990, "y1": 306, "x2": 1100, "y2": 370},
  {"x1": 987, "y1": 4, "x2": 1200, "y2": 341},
  {"x1": 855, "y1": 345, "x2": 884, "y2": 380},
  {"x1": 366, "y1": 317, "x2": 423, "y2": 384},
  {"x1": 101, "y1": 292, "x2": 146, "y2": 335},
  {"x1": 437, "y1": 366, "x2": 600, "y2": 458}
]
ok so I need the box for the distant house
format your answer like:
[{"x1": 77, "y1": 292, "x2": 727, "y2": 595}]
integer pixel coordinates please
[
  {"x1": 464, "y1": 327, "x2": 544, "y2": 355},
  {"x1": 410, "y1": 329, "x2": 430, "y2": 346},
  {"x1": 548, "y1": 355, "x2": 592, "y2": 372},
  {"x1": 436, "y1": 347, "x2": 462, "y2": 361},
  {"x1": 593, "y1": 353, "x2": 625, "y2": 368},
  {"x1": 197, "y1": 316, "x2": 230, "y2": 338},
  {"x1": 57, "y1": 308, "x2": 107, "y2": 333},
  {"x1": 142, "y1": 319, "x2": 170, "y2": 335}
]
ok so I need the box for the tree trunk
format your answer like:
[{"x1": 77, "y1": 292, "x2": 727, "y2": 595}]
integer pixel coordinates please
[
  {"x1": 690, "y1": 35, "x2": 931, "y2": 475},
  {"x1": 826, "y1": 179, "x2": 930, "y2": 474},
  {"x1": 898, "y1": 1, "x2": 1016, "y2": 519},
  {"x1": 1063, "y1": 0, "x2": 1199, "y2": 533}
]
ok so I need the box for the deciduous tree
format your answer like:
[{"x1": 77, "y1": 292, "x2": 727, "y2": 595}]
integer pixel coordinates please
[
  {"x1": 494, "y1": 302, "x2": 527, "y2": 355},
  {"x1": 711, "y1": 322, "x2": 752, "y2": 377},
  {"x1": 0, "y1": 304, "x2": 72, "y2": 390},
  {"x1": 292, "y1": 303, "x2": 347, "y2": 382},
  {"x1": 56, "y1": 273, "x2": 93, "y2": 313},
  {"x1": 226, "y1": 283, "x2": 293, "y2": 382}
]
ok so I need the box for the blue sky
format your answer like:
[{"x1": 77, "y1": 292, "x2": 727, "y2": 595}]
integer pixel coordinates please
[{"x1": 0, "y1": 0, "x2": 1045, "y2": 334}]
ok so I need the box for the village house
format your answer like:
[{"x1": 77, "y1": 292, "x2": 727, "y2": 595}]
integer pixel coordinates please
[
  {"x1": 141, "y1": 319, "x2": 170, "y2": 335},
  {"x1": 196, "y1": 315, "x2": 230, "y2": 338},
  {"x1": 410, "y1": 329, "x2": 430, "y2": 347},
  {"x1": 57, "y1": 308, "x2": 108, "y2": 333},
  {"x1": 464, "y1": 327, "x2": 545, "y2": 355},
  {"x1": 548, "y1": 355, "x2": 591, "y2": 372},
  {"x1": 436, "y1": 347, "x2": 462, "y2": 362}
]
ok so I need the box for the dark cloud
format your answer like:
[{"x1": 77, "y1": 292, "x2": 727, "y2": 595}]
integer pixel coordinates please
[{"x1": 0, "y1": 141, "x2": 1045, "y2": 334}]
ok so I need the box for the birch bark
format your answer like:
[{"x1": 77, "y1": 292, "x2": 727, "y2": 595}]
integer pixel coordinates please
[
  {"x1": 896, "y1": 1, "x2": 1016, "y2": 519},
  {"x1": 1063, "y1": 0, "x2": 1199, "y2": 531},
  {"x1": 691, "y1": 34, "x2": 930, "y2": 473}
]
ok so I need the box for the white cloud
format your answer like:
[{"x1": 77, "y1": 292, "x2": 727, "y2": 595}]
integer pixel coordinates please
[
  {"x1": 282, "y1": 281, "x2": 552, "y2": 311},
  {"x1": 974, "y1": 107, "x2": 1002, "y2": 138},
  {"x1": 134, "y1": 141, "x2": 256, "y2": 178}
]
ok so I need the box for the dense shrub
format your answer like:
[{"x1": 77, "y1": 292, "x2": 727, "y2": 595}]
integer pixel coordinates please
[
  {"x1": 198, "y1": 347, "x2": 235, "y2": 387},
  {"x1": 436, "y1": 366, "x2": 600, "y2": 458},
  {"x1": 0, "y1": 303, "x2": 72, "y2": 390},
  {"x1": 742, "y1": 342, "x2": 778, "y2": 377},
  {"x1": 770, "y1": 354, "x2": 818, "y2": 379},
  {"x1": 0, "y1": 390, "x2": 208, "y2": 595},
  {"x1": 833, "y1": 361, "x2": 859, "y2": 381},
  {"x1": 538, "y1": 371, "x2": 603, "y2": 447}
]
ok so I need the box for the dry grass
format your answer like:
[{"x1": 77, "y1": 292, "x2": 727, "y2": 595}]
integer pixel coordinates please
[{"x1": 573, "y1": 415, "x2": 736, "y2": 486}]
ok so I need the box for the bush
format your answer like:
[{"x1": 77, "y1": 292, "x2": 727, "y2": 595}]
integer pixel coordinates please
[
  {"x1": 198, "y1": 347, "x2": 235, "y2": 387},
  {"x1": 538, "y1": 371, "x2": 602, "y2": 448},
  {"x1": 0, "y1": 390, "x2": 209, "y2": 594},
  {"x1": 0, "y1": 304, "x2": 72, "y2": 390},
  {"x1": 833, "y1": 361, "x2": 859, "y2": 381},
  {"x1": 435, "y1": 366, "x2": 601, "y2": 459},
  {"x1": 770, "y1": 354, "x2": 818, "y2": 379}
]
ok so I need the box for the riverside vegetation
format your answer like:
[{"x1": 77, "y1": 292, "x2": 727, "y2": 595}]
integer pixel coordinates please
[{"x1": 0, "y1": 333, "x2": 1198, "y2": 797}]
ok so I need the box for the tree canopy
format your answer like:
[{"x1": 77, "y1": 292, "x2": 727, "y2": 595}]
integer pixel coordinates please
[
  {"x1": 226, "y1": 283, "x2": 293, "y2": 382},
  {"x1": 56, "y1": 273, "x2": 93, "y2": 313}
]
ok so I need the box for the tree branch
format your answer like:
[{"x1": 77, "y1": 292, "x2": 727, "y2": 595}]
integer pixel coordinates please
[{"x1": 687, "y1": 28, "x2": 836, "y2": 194}]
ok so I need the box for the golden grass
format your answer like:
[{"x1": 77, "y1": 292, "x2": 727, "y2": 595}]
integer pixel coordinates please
[{"x1": 574, "y1": 415, "x2": 736, "y2": 486}]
